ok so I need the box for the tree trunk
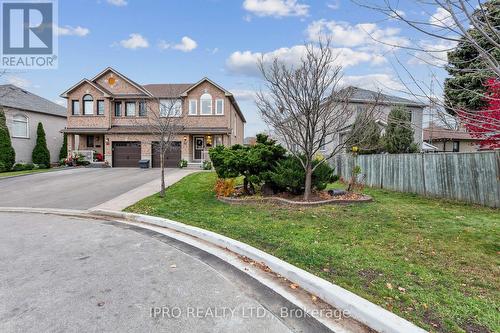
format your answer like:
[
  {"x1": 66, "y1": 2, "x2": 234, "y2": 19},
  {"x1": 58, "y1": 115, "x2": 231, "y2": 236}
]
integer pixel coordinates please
[
  {"x1": 160, "y1": 151, "x2": 165, "y2": 198},
  {"x1": 304, "y1": 163, "x2": 313, "y2": 201},
  {"x1": 243, "y1": 177, "x2": 249, "y2": 194}
]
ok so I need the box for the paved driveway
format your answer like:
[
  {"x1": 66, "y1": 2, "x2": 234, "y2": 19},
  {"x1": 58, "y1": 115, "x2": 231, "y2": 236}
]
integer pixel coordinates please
[
  {"x1": 0, "y1": 168, "x2": 168, "y2": 209},
  {"x1": 0, "y1": 212, "x2": 292, "y2": 333}
]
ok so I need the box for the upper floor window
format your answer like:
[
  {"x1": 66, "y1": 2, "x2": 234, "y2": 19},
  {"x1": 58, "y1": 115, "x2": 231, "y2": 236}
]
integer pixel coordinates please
[
  {"x1": 114, "y1": 102, "x2": 122, "y2": 117},
  {"x1": 139, "y1": 101, "x2": 147, "y2": 116},
  {"x1": 200, "y1": 93, "x2": 212, "y2": 115},
  {"x1": 97, "y1": 100, "x2": 104, "y2": 115},
  {"x1": 83, "y1": 95, "x2": 93, "y2": 115},
  {"x1": 215, "y1": 99, "x2": 224, "y2": 115},
  {"x1": 72, "y1": 100, "x2": 80, "y2": 115},
  {"x1": 12, "y1": 115, "x2": 28, "y2": 138},
  {"x1": 160, "y1": 99, "x2": 182, "y2": 117},
  {"x1": 189, "y1": 99, "x2": 197, "y2": 115},
  {"x1": 125, "y1": 102, "x2": 136, "y2": 117}
]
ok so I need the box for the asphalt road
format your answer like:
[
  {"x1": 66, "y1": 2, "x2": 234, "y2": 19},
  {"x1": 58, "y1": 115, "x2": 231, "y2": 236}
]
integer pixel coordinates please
[
  {"x1": 0, "y1": 168, "x2": 165, "y2": 209},
  {"x1": 0, "y1": 212, "x2": 293, "y2": 333}
]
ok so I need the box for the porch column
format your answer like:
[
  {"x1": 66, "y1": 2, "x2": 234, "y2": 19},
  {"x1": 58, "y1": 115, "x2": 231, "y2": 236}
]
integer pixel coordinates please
[{"x1": 67, "y1": 134, "x2": 75, "y2": 158}]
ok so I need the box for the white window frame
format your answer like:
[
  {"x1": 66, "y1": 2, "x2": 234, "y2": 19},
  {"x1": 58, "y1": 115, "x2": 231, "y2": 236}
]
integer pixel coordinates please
[
  {"x1": 160, "y1": 99, "x2": 182, "y2": 117},
  {"x1": 215, "y1": 99, "x2": 224, "y2": 115},
  {"x1": 12, "y1": 114, "x2": 29, "y2": 138},
  {"x1": 83, "y1": 95, "x2": 94, "y2": 115},
  {"x1": 200, "y1": 93, "x2": 212, "y2": 115},
  {"x1": 125, "y1": 101, "x2": 136, "y2": 117},
  {"x1": 72, "y1": 100, "x2": 80, "y2": 115},
  {"x1": 188, "y1": 99, "x2": 197, "y2": 115}
]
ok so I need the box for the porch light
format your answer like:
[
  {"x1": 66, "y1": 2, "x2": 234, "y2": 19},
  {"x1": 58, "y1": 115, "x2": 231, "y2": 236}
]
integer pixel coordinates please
[
  {"x1": 183, "y1": 135, "x2": 188, "y2": 143},
  {"x1": 206, "y1": 135, "x2": 212, "y2": 146}
]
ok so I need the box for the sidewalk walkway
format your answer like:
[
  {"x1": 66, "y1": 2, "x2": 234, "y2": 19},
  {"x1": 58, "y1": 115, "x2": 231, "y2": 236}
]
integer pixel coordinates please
[{"x1": 92, "y1": 169, "x2": 197, "y2": 211}]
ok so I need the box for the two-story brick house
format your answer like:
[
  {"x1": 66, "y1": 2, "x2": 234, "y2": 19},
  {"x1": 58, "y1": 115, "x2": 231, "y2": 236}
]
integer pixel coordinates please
[{"x1": 61, "y1": 67, "x2": 245, "y2": 167}]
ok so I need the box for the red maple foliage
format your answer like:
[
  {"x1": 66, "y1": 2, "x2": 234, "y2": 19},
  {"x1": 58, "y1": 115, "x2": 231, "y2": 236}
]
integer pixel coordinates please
[{"x1": 459, "y1": 78, "x2": 500, "y2": 149}]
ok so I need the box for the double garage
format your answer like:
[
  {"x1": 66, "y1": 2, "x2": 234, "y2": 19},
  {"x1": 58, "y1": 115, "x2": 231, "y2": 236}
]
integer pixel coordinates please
[{"x1": 112, "y1": 141, "x2": 181, "y2": 168}]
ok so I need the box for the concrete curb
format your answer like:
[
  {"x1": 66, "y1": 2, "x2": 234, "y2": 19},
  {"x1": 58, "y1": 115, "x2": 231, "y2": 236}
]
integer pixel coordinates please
[
  {"x1": 0, "y1": 167, "x2": 72, "y2": 180},
  {"x1": 90, "y1": 208, "x2": 427, "y2": 333}
]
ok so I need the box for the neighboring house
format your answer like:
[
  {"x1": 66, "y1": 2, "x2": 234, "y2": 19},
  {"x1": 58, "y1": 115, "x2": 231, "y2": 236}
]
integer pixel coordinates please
[
  {"x1": 244, "y1": 136, "x2": 257, "y2": 146},
  {"x1": 0, "y1": 84, "x2": 66, "y2": 163},
  {"x1": 423, "y1": 124, "x2": 482, "y2": 152},
  {"x1": 323, "y1": 87, "x2": 426, "y2": 154},
  {"x1": 60, "y1": 67, "x2": 246, "y2": 167}
]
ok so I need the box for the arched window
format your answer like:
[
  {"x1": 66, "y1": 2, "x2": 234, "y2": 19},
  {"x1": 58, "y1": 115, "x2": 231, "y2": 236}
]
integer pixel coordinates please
[
  {"x1": 12, "y1": 115, "x2": 28, "y2": 138},
  {"x1": 200, "y1": 93, "x2": 212, "y2": 115},
  {"x1": 83, "y1": 94, "x2": 94, "y2": 115}
]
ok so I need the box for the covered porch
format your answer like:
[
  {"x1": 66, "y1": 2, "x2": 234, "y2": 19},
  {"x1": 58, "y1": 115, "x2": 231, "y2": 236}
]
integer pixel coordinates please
[
  {"x1": 63, "y1": 129, "x2": 107, "y2": 163},
  {"x1": 181, "y1": 128, "x2": 231, "y2": 165}
]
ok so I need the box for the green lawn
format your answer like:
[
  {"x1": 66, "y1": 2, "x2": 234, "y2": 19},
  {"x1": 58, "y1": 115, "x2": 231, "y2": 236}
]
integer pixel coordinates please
[
  {"x1": 126, "y1": 172, "x2": 499, "y2": 333},
  {"x1": 0, "y1": 168, "x2": 55, "y2": 178}
]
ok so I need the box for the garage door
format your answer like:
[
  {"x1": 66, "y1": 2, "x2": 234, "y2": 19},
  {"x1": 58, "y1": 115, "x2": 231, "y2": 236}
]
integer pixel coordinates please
[
  {"x1": 112, "y1": 142, "x2": 141, "y2": 167},
  {"x1": 152, "y1": 141, "x2": 181, "y2": 168}
]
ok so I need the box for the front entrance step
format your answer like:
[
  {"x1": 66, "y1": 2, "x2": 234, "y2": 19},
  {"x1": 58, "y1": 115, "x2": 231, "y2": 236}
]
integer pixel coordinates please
[{"x1": 89, "y1": 162, "x2": 109, "y2": 168}]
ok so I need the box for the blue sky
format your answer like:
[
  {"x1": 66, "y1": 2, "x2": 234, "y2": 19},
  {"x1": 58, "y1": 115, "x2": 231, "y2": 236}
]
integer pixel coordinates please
[{"x1": 1, "y1": 0, "x2": 448, "y2": 135}]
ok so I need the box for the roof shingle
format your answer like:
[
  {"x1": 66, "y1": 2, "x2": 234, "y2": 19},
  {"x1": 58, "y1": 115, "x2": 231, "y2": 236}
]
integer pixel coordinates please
[{"x1": 0, "y1": 84, "x2": 66, "y2": 117}]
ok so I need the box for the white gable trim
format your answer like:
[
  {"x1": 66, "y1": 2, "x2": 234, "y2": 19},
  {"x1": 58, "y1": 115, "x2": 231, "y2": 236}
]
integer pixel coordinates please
[
  {"x1": 180, "y1": 77, "x2": 232, "y2": 97},
  {"x1": 91, "y1": 67, "x2": 153, "y2": 97},
  {"x1": 60, "y1": 79, "x2": 111, "y2": 98}
]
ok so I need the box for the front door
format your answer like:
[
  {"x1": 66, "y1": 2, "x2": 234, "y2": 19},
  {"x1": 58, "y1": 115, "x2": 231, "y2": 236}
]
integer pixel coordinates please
[{"x1": 194, "y1": 136, "x2": 204, "y2": 160}]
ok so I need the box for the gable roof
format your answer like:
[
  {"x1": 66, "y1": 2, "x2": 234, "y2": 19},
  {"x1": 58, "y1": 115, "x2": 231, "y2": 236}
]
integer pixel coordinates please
[
  {"x1": 143, "y1": 84, "x2": 194, "y2": 98},
  {"x1": 423, "y1": 125, "x2": 480, "y2": 141},
  {"x1": 91, "y1": 67, "x2": 153, "y2": 97},
  {"x1": 60, "y1": 79, "x2": 112, "y2": 98},
  {"x1": 0, "y1": 84, "x2": 66, "y2": 117},
  {"x1": 346, "y1": 87, "x2": 427, "y2": 108},
  {"x1": 142, "y1": 78, "x2": 247, "y2": 123}
]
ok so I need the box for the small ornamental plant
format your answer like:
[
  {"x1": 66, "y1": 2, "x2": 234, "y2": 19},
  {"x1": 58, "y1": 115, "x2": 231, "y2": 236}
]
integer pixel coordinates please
[{"x1": 214, "y1": 178, "x2": 235, "y2": 197}]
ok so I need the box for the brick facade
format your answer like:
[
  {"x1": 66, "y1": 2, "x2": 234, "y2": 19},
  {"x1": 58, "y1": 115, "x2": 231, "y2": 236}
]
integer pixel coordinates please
[{"x1": 62, "y1": 68, "x2": 245, "y2": 167}]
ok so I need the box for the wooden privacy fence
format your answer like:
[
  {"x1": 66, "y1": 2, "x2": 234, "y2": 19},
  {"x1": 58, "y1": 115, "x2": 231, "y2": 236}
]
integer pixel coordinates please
[{"x1": 332, "y1": 151, "x2": 500, "y2": 208}]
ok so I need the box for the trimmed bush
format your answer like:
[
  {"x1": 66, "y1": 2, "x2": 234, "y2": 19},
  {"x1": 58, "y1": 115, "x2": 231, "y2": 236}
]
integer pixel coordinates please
[
  {"x1": 0, "y1": 107, "x2": 16, "y2": 170},
  {"x1": 269, "y1": 156, "x2": 334, "y2": 194},
  {"x1": 32, "y1": 122, "x2": 50, "y2": 167},
  {"x1": 59, "y1": 133, "x2": 67, "y2": 160}
]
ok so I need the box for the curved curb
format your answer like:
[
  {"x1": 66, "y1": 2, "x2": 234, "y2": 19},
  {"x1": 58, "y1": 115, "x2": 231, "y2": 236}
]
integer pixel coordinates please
[
  {"x1": 89, "y1": 208, "x2": 427, "y2": 333},
  {"x1": 217, "y1": 195, "x2": 373, "y2": 206}
]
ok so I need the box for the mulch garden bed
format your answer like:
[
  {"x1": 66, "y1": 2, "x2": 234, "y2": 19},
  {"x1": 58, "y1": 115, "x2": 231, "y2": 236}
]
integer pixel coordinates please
[{"x1": 217, "y1": 190, "x2": 372, "y2": 207}]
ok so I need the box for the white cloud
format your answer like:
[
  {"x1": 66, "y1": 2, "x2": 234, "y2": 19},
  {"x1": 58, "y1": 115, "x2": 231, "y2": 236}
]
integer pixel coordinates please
[
  {"x1": 5, "y1": 75, "x2": 32, "y2": 89},
  {"x1": 207, "y1": 47, "x2": 219, "y2": 54},
  {"x1": 107, "y1": 0, "x2": 127, "y2": 6},
  {"x1": 231, "y1": 89, "x2": 259, "y2": 101},
  {"x1": 306, "y1": 19, "x2": 409, "y2": 49},
  {"x1": 429, "y1": 7, "x2": 454, "y2": 28},
  {"x1": 158, "y1": 40, "x2": 170, "y2": 50},
  {"x1": 326, "y1": 1, "x2": 340, "y2": 10},
  {"x1": 226, "y1": 45, "x2": 386, "y2": 77},
  {"x1": 243, "y1": 0, "x2": 309, "y2": 17},
  {"x1": 54, "y1": 99, "x2": 66, "y2": 106},
  {"x1": 389, "y1": 9, "x2": 406, "y2": 18},
  {"x1": 119, "y1": 33, "x2": 149, "y2": 49},
  {"x1": 158, "y1": 36, "x2": 197, "y2": 52},
  {"x1": 173, "y1": 36, "x2": 197, "y2": 52},
  {"x1": 342, "y1": 73, "x2": 403, "y2": 91},
  {"x1": 56, "y1": 25, "x2": 90, "y2": 37},
  {"x1": 408, "y1": 39, "x2": 457, "y2": 66}
]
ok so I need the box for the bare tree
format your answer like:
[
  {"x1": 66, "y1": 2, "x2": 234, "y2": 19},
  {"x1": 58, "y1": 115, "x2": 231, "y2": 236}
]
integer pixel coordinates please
[
  {"x1": 256, "y1": 40, "x2": 383, "y2": 200},
  {"x1": 133, "y1": 95, "x2": 184, "y2": 197},
  {"x1": 351, "y1": 0, "x2": 500, "y2": 141}
]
